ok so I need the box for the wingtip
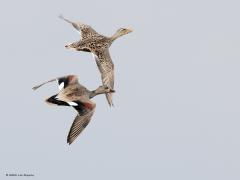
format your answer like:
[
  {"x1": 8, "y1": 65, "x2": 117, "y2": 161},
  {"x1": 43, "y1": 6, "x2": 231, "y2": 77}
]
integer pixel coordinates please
[
  {"x1": 32, "y1": 86, "x2": 38, "y2": 91},
  {"x1": 67, "y1": 140, "x2": 72, "y2": 145},
  {"x1": 107, "y1": 101, "x2": 114, "y2": 107},
  {"x1": 58, "y1": 14, "x2": 64, "y2": 19},
  {"x1": 106, "y1": 93, "x2": 114, "y2": 107}
]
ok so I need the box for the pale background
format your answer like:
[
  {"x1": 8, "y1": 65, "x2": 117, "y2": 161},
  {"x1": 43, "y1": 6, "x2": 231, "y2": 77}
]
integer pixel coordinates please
[{"x1": 0, "y1": 0, "x2": 240, "y2": 179}]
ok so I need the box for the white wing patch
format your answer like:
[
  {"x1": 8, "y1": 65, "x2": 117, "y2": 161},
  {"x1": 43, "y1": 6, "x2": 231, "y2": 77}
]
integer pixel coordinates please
[
  {"x1": 92, "y1": 53, "x2": 95, "y2": 59},
  {"x1": 58, "y1": 82, "x2": 64, "y2": 91},
  {"x1": 68, "y1": 102, "x2": 78, "y2": 106},
  {"x1": 92, "y1": 53, "x2": 98, "y2": 60}
]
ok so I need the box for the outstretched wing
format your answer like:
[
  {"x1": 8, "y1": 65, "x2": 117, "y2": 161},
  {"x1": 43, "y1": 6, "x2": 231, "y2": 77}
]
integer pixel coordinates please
[
  {"x1": 94, "y1": 49, "x2": 114, "y2": 106},
  {"x1": 32, "y1": 75, "x2": 78, "y2": 91},
  {"x1": 67, "y1": 100, "x2": 96, "y2": 145},
  {"x1": 59, "y1": 14, "x2": 103, "y2": 40}
]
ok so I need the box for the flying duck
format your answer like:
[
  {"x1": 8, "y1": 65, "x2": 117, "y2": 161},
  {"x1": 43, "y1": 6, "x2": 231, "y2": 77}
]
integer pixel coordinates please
[
  {"x1": 33, "y1": 75, "x2": 115, "y2": 145},
  {"x1": 59, "y1": 15, "x2": 132, "y2": 106}
]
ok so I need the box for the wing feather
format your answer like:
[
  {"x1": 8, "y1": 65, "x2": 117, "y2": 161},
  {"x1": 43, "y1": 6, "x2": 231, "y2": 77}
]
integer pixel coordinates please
[
  {"x1": 93, "y1": 49, "x2": 114, "y2": 106},
  {"x1": 67, "y1": 101, "x2": 96, "y2": 144},
  {"x1": 59, "y1": 15, "x2": 102, "y2": 40}
]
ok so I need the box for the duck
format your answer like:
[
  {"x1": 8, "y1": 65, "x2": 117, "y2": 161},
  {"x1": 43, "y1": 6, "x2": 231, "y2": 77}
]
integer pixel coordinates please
[
  {"x1": 33, "y1": 75, "x2": 115, "y2": 145},
  {"x1": 59, "y1": 15, "x2": 132, "y2": 106}
]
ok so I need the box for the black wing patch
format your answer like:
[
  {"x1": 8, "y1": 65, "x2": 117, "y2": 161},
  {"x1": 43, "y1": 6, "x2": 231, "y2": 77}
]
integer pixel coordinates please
[{"x1": 46, "y1": 94, "x2": 70, "y2": 106}]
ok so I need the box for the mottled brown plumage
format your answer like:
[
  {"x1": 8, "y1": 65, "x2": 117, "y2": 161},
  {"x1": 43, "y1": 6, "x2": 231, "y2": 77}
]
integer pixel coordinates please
[
  {"x1": 59, "y1": 15, "x2": 132, "y2": 106},
  {"x1": 33, "y1": 75, "x2": 115, "y2": 145}
]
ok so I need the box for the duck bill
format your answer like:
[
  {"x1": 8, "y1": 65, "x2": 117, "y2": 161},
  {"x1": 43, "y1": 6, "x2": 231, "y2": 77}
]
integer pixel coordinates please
[
  {"x1": 126, "y1": 28, "x2": 133, "y2": 34},
  {"x1": 110, "y1": 89, "x2": 115, "y2": 93}
]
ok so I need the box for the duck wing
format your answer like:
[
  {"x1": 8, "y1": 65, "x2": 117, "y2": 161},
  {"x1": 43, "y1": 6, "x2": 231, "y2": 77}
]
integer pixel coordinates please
[
  {"x1": 59, "y1": 14, "x2": 103, "y2": 40},
  {"x1": 32, "y1": 75, "x2": 78, "y2": 91},
  {"x1": 67, "y1": 100, "x2": 96, "y2": 145},
  {"x1": 93, "y1": 49, "x2": 114, "y2": 106}
]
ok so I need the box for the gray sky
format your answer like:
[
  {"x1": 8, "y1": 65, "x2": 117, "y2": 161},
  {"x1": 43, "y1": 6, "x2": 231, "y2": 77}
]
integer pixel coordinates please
[{"x1": 0, "y1": 0, "x2": 240, "y2": 179}]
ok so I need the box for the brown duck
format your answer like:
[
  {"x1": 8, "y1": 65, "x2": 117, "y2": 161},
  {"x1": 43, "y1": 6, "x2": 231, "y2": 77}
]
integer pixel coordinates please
[
  {"x1": 59, "y1": 15, "x2": 132, "y2": 106},
  {"x1": 33, "y1": 75, "x2": 115, "y2": 145}
]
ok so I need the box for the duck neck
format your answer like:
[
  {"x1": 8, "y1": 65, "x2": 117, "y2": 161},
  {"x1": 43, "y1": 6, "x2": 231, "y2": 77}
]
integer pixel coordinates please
[
  {"x1": 110, "y1": 31, "x2": 122, "y2": 42},
  {"x1": 89, "y1": 87, "x2": 106, "y2": 99}
]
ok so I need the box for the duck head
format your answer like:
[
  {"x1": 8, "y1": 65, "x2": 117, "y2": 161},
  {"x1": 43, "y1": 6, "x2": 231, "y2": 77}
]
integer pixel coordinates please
[
  {"x1": 95, "y1": 85, "x2": 115, "y2": 94},
  {"x1": 111, "y1": 27, "x2": 133, "y2": 41},
  {"x1": 90, "y1": 85, "x2": 115, "y2": 98}
]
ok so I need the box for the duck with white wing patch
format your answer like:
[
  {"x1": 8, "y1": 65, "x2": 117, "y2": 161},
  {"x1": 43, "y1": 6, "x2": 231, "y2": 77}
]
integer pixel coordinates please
[{"x1": 33, "y1": 75, "x2": 115, "y2": 145}]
